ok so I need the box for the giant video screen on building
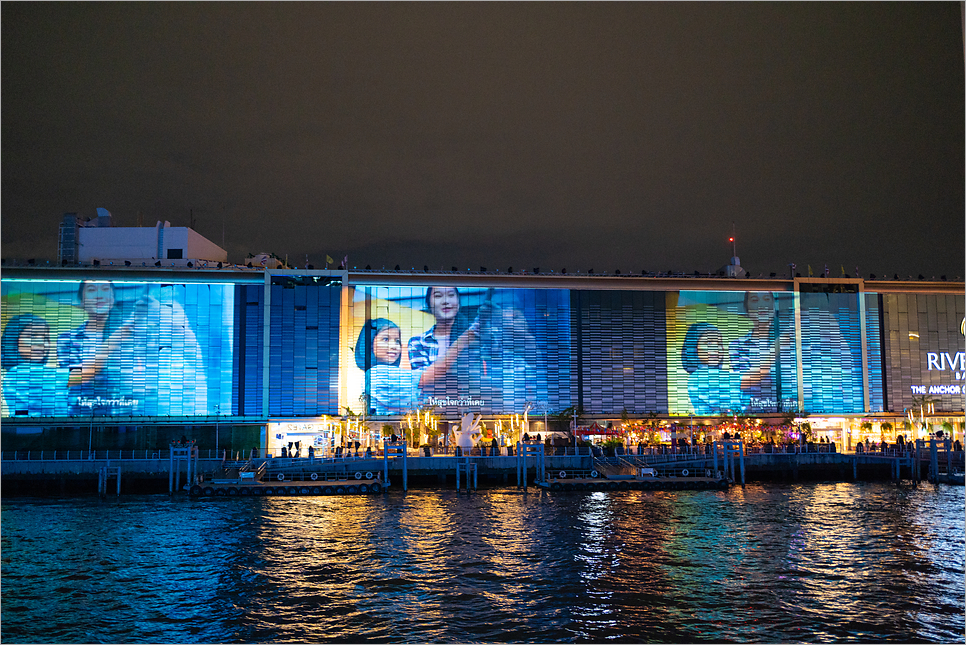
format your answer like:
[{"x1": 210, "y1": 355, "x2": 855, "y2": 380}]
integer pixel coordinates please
[
  {"x1": 666, "y1": 290, "x2": 865, "y2": 415},
  {"x1": 344, "y1": 285, "x2": 572, "y2": 416},
  {"x1": 1, "y1": 279, "x2": 234, "y2": 418}
]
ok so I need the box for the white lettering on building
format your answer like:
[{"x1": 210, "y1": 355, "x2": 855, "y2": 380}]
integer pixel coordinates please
[
  {"x1": 911, "y1": 384, "x2": 963, "y2": 395},
  {"x1": 926, "y1": 352, "x2": 965, "y2": 370}
]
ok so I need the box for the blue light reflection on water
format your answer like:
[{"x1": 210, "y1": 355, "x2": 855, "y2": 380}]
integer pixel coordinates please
[{"x1": 1, "y1": 482, "x2": 963, "y2": 643}]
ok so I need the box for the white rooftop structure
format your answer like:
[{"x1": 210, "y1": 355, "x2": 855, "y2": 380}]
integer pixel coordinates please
[{"x1": 59, "y1": 210, "x2": 228, "y2": 266}]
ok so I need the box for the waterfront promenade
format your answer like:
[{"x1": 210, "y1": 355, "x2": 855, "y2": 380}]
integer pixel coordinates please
[{"x1": 2, "y1": 441, "x2": 963, "y2": 495}]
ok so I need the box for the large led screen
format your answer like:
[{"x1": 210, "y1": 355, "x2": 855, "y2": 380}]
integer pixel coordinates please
[
  {"x1": 344, "y1": 285, "x2": 571, "y2": 415},
  {"x1": 667, "y1": 290, "x2": 863, "y2": 415},
  {"x1": 1, "y1": 279, "x2": 234, "y2": 418}
]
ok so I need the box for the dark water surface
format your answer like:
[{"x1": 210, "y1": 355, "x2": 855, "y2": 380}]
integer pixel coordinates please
[{"x1": 2, "y1": 482, "x2": 963, "y2": 643}]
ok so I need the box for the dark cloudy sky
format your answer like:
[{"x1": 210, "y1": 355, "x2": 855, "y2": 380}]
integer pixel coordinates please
[{"x1": 3, "y1": 3, "x2": 964, "y2": 278}]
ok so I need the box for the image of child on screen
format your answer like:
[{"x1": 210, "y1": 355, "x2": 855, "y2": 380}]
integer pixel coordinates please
[
  {"x1": 681, "y1": 322, "x2": 743, "y2": 415},
  {"x1": 729, "y1": 291, "x2": 797, "y2": 412},
  {"x1": 2, "y1": 313, "x2": 130, "y2": 417},
  {"x1": 360, "y1": 317, "x2": 477, "y2": 415},
  {"x1": 2, "y1": 314, "x2": 69, "y2": 416}
]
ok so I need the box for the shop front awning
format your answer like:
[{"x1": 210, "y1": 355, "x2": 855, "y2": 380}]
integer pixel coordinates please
[{"x1": 579, "y1": 422, "x2": 621, "y2": 437}]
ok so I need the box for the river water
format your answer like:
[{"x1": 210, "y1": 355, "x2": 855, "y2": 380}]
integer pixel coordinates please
[{"x1": 2, "y1": 482, "x2": 963, "y2": 643}]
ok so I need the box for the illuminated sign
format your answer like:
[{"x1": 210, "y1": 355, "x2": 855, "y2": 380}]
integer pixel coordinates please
[
  {"x1": 882, "y1": 293, "x2": 966, "y2": 410},
  {"x1": 912, "y1": 350, "x2": 965, "y2": 395},
  {"x1": 925, "y1": 352, "x2": 965, "y2": 372}
]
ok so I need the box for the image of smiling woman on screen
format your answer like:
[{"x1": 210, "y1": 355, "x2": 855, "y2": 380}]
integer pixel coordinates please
[{"x1": 407, "y1": 287, "x2": 476, "y2": 386}]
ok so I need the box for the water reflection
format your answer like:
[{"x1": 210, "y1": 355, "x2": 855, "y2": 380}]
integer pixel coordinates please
[{"x1": 1, "y1": 483, "x2": 963, "y2": 643}]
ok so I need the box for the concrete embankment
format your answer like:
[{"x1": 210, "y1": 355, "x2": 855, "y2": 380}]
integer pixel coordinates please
[
  {"x1": 0, "y1": 455, "x2": 591, "y2": 495},
  {"x1": 2, "y1": 451, "x2": 957, "y2": 495}
]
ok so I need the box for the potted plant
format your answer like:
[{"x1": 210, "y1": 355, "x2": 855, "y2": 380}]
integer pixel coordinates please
[
  {"x1": 881, "y1": 422, "x2": 893, "y2": 441},
  {"x1": 603, "y1": 438, "x2": 622, "y2": 456}
]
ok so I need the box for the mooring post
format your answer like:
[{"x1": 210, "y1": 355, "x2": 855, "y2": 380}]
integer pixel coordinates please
[
  {"x1": 516, "y1": 442, "x2": 522, "y2": 488},
  {"x1": 116, "y1": 466, "x2": 122, "y2": 496},
  {"x1": 929, "y1": 438, "x2": 939, "y2": 484},
  {"x1": 712, "y1": 441, "x2": 718, "y2": 474},
  {"x1": 918, "y1": 440, "x2": 923, "y2": 483},
  {"x1": 853, "y1": 457, "x2": 858, "y2": 480},
  {"x1": 383, "y1": 440, "x2": 389, "y2": 486},
  {"x1": 402, "y1": 441, "x2": 408, "y2": 492},
  {"x1": 455, "y1": 456, "x2": 461, "y2": 491},
  {"x1": 739, "y1": 440, "x2": 745, "y2": 485},
  {"x1": 522, "y1": 443, "x2": 528, "y2": 492},
  {"x1": 542, "y1": 443, "x2": 547, "y2": 483},
  {"x1": 168, "y1": 450, "x2": 174, "y2": 494},
  {"x1": 909, "y1": 439, "x2": 919, "y2": 483},
  {"x1": 473, "y1": 459, "x2": 478, "y2": 490},
  {"x1": 188, "y1": 447, "x2": 194, "y2": 486},
  {"x1": 945, "y1": 438, "x2": 952, "y2": 481}
]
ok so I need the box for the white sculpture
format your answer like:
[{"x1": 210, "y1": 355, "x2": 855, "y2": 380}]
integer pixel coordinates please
[{"x1": 453, "y1": 412, "x2": 483, "y2": 450}]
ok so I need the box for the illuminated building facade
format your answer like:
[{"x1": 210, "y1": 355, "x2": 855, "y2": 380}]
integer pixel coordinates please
[{"x1": 1, "y1": 267, "x2": 962, "y2": 453}]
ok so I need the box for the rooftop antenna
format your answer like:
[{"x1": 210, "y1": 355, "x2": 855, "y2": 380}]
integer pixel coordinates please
[{"x1": 729, "y1": 222, "x2": 737, "y2": 258}]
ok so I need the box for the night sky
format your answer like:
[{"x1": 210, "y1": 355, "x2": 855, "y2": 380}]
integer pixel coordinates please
[{"x1": 3, "y1": 3, "x2": 963, "y2": 278}]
